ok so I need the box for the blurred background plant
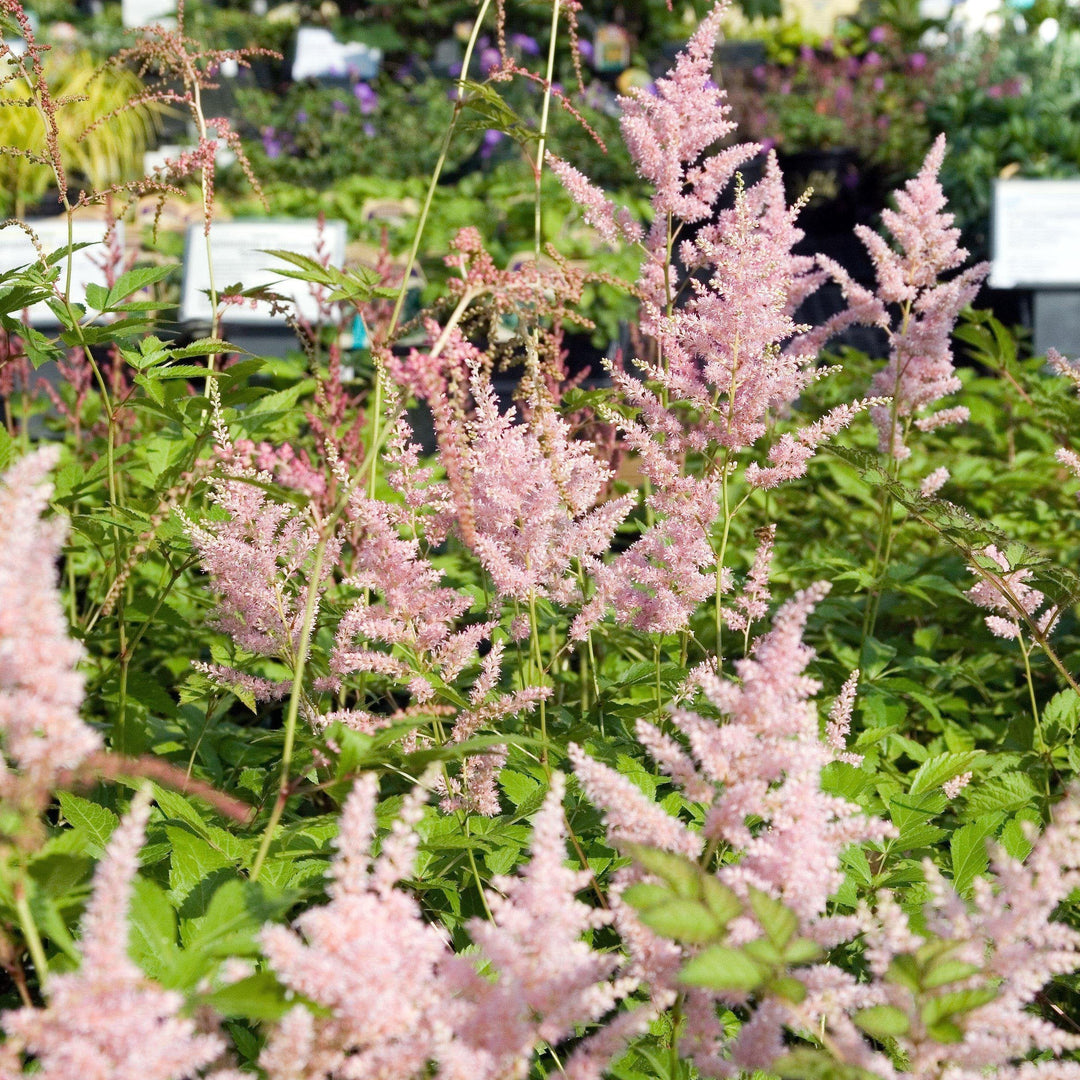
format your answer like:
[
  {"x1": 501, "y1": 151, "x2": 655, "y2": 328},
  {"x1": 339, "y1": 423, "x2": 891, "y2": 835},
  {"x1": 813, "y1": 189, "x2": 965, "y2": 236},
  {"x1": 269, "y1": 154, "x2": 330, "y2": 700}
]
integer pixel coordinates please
[{"x1": 0, "y1": 47, "x2": 160, "y2": 217}]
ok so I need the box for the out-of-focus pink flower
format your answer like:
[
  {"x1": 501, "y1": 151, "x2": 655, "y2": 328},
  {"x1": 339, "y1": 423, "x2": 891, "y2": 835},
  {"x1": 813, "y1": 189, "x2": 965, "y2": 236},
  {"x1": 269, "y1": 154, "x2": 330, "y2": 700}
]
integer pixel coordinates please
[
  {"x1": 2, "y1": 794, "x2": 229, "y2": 1080},
  {"x1": 0, "y1": 447, "x2": 101, "y2": 788}
]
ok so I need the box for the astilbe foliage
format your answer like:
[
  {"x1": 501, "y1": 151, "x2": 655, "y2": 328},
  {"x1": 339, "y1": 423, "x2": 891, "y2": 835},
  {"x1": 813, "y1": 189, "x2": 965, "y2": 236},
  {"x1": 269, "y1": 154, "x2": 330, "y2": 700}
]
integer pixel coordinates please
[{"x1": 0, "y1": 793, "x2": 238, "y2": 1080}]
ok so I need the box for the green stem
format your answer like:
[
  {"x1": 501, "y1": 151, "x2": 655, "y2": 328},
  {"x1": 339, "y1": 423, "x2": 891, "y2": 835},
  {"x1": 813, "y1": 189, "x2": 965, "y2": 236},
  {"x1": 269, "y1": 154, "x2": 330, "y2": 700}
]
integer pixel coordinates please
[
  {"x1": 250, "y1": 537, "x2": 330, "y2": 882},
  {"x1": 654, "y1": 637, "x2": 663, "y2": 723},
  {"x1": 528, "y1": 588, "x2": 549, "y2": 771},
  {"x1": 532, "y1": 0, "x2": 562, "y2": 271},
  {"x1": 367, "y1": 0, "x2": 493, "y2": 501},
  {"x1": 1019, "y1": 634, "x2": 1048, "y2": 754},
  {"x1": 14, "y1": 875, "x2": 47, "y2": 987}
]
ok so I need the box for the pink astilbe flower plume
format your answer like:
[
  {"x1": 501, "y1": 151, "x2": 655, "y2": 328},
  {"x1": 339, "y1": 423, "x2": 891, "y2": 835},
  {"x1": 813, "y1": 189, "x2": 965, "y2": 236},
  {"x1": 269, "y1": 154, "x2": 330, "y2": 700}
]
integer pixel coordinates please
[
  {"x1": 260, "y1": 772, "x2": 635, "y2": 1080},
  {"x1": 180, "y1": 387, "x2": 338, "y2": 680},
  {"x1": 443, "y1": 773, "x2": 637, "y2": 1078},
  {"x1": 572, "y1": 585, "x2": 892, "y2": 1076},
  {"x1": 824, "y1": 135, "x2": 989, "y2": 459},
  {"x1": 260, "y1": 773, "x2": 464, "y2": 1080},
  {"x1": 966, "y1": 544, "x2": 1059, "y2": 641},
  {"x1": 838, "y1": 792, "x2": 1080, "y2": 1080},
  {"x1": 2, "y1": 791, "x2": 231, "y2": 1080},
  {"x1": 0, "y1": 447, "x2": 101, "y2": 787}
]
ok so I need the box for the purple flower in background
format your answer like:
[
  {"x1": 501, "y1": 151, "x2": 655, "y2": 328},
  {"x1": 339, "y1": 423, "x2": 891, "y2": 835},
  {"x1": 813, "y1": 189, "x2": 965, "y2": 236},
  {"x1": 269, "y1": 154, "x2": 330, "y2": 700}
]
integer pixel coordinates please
[
  {"x1": 364, "y1": 122, "x2": 376, "y2": 137},
  {"x1": 295, "y1": 109, "x2": 308, "y2": 123},
  {"x1": 909, "y1": 51, "x2": 927, "y2": 70},
  {"x1": 779, "y1": 79, "x2": 792, "y2": 95},
  {"x1": 752, "y1": 63, "x2": 766, "y2": 80},
  {"x1": 873, "y1": 75, "x2": 885, "y2": 92},
  {"x1": 578, "y1": 38, "x2": 593, "y2": 62},
  {"x1": 510, "y1": 32, "x2": 539, "y2": 55},
  {"x1": 332, "y1": 98, "x2": 348, "y2": 114},
  {"x1": 869, "y1": 25, "x2": 887, "y2": 43},
  {"x1": 354, "y1": 81, "x2": 378, "y2": 113},
  {"x1": 261, "y1": 126, "x2": 282, "y2": 159},
  {"x1": 479, "y1": 46, "x2": 501, "y2": 73},
  {"x1": 987, "y1": 83, "x2": 1004, "y2": 98},
  {"x1": 863, "y1": 50, "x2": 881, "y2": 67},
  {"x1": 800, "y1": 44, "x2": 814, "y2": 61},
  {"x1": 481, "y1": 128, "x2": 504, "y2": 160}
]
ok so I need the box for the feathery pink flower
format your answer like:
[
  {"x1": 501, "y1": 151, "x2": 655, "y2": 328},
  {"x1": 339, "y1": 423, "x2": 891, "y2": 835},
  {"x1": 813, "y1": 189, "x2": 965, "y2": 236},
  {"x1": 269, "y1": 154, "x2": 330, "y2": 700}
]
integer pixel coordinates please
[
  {"x1": 966, "y1": 545, "x2": 1058, "y2": 641},
  {"x1": 827, "y1": 135, "x2": 988, "y2": 459},
  {"x1": 920, "y1": 466, "x2": 950, "y2": 496},
  {"x1": 0, "y1": 447, "x2": 100, "y2": 785},
  {"x1": 2, "y1": 793, "x2": 228, "y2": 1080},
  {"x1": 826, "y1": 668, "x2": 862, "y2": 765},
  {"x1": 443, "y1": 773, "x2": 636, "y2": 1077}
]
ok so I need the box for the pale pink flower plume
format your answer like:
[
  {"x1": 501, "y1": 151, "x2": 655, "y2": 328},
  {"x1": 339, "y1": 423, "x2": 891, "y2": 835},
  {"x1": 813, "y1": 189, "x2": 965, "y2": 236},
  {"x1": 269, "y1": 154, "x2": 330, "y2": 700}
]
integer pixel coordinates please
[
  {"x1": 943, "y1": 771, "x2": 972, "y2": 799},
  {"x1": 0, "y1": 447, "x2": 101, "y2": 786},
  {"x1": 260, "y1": 774, "x2": 465, "y2": 1080},
  {"x1": 819, "y1": 135, "x2": 988, "y2": 459},
  {"x1": 261, "y1": 772, "x2": 634, "y2": 1080},
  {"x1": 547, "y1": 153, "x2": 643, "y2": 245},
  {"x1": 920, "y1": 466, "x2": 950, "y2": 496},
  {"x1": 455, "y1": 365, "x2": 634, "y2": 607},
  {"x1": 1056, "y1": 446, "x2": 1080, "y2": 482},
  {"x1": 845, "y1": 792, "x2": 1080, "y2": 1080},
  {"x1": 572, "y1": 585, "x2": 892, "y2": 1075},
  {"x1": 826, "y1": 669, "x2": 862, "y2": 766},
  {"x1": 724, "y1": 524, "x2": 775, "y2": 634},
  {"x1": 966, "y1": 544, "x2": 1058, "y2": 641},
  {"x1": 1048, "y1": 347, "x2": 1080, "y2": 393},
  {"x1": 181, "y1": 391, "x2": 337, "y2": 664},
  {"x1": 443, "y1": 773, "x2": 637, "y2": 1078},
  {"x1": 2, "y1": 792, "x2": 229, "y2": 1080}
]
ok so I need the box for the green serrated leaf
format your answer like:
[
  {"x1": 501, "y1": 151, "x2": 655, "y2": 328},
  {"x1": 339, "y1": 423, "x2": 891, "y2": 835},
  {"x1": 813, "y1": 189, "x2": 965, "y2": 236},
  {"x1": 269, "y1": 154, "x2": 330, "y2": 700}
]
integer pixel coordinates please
[
  {"x1": 908, "y1": 752, "x2": 983, "y2": 797},
  {"x1": 56, "y1": 792, "x2": 119, "y2": 856},
  {"x1": 621, "y1": 882, "x2": 673, "y2": 912},
  {"x1": 747, "y1": 887, "x2": 798, "y2": 949},
  {"x1": 624, "y1": 844, "x2": 701, "y2": 899},
  {"x1": 637, "y1": 899, "x2": 720, "y2": 944},
  {"x1": 679, "y1": 945, "x2": 764, "y2": 992},
  {"x1": 202, "y1": 971, "x2": 295, "y2": 1021},
  {"x1": 853, "y1": 1004, "x2": 911, "y2": 1039}
]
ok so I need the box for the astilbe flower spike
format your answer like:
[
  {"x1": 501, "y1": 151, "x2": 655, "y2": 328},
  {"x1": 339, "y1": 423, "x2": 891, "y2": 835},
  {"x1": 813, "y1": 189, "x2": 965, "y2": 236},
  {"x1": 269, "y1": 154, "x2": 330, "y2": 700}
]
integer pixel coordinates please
[
  {"x1": 820, "y1": 134, "x2": 989, "y2": 460},
  {"x1": 1, "y1": 792, "x2": 236, "y2": 1080},
  {"x1": 572, "y1": 584, "x2": 892, "y2": 1076},
  {"x1": 966, "y1": 544, "x2": 1059, "y2": 641},
  {"x1": 180, "y1": 385, "x2": 340, "y2": 700},
  {"x1": 260, "y1": 772, "x2": 634, "y2": 1080},
  {"x1": 0, "y1": 447, "x2": 100, "y2": 789},
  {"x1": 839, "y1": 792, "x2": 1080, "y2": 1080},
  {"x1": 442, "y1": 772, "x2": 637, "y2": 1079}
]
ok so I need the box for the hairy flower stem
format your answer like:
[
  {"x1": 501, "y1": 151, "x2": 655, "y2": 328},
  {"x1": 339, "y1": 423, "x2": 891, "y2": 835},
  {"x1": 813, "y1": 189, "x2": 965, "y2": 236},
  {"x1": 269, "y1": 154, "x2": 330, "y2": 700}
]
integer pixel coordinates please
[
  {"x1": 528, "y1": 588, "x2": 549, "y2": 770},
  {"x1": 13, "y1": 873, "x2": 47, "y2": 987},
  {"x1": 532, "y1": 0, "x2": 561, "y2": 276},
  {"x1": 369, "y1": 0, "x2": 493, "y2": 501},
  {"x1": 250, "y1": 536, "x2": 330, "y2": 882},
  {"x1": 862, "y1": 303, "x2": 915, "y2": 644}
]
